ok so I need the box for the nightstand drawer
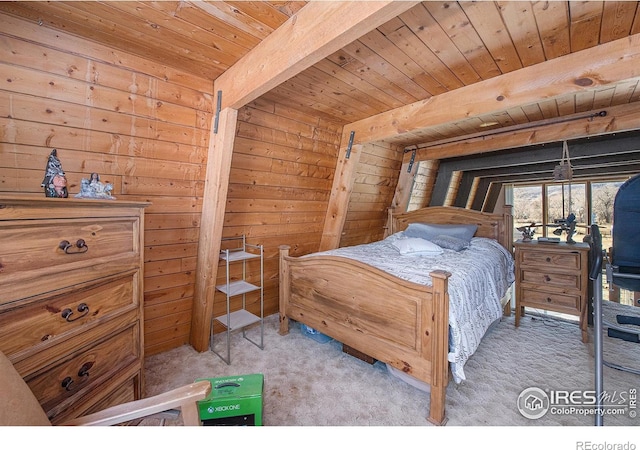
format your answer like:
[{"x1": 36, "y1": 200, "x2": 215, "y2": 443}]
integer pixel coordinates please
[
  {"x1": 520, "y1": 269, "x2": 580, "y2": 290},
  {"x1": 519, "y1": 250, "x2": 581, "y2": 271},
  {"x1": 520, "y1": 289, "x2": 580, "y2": 312}
]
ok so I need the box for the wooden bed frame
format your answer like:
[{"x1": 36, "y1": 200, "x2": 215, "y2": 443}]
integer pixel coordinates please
[{"x1": 278, "y1": 206, "x2": 513, "y2": 425}]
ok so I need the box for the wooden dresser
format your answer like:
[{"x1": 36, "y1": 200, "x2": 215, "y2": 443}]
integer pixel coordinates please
[
  {"x1": 514, "y1": 239, "x2": 590, "y2": 343},
  {"x1": 0, "y1": 195, "x2": 149, "y2": 424}
]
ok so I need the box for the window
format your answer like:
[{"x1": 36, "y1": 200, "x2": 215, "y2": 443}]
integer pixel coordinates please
[
  {"x1": 512, "y1": 185, "x2": 542, "y2": 233},
  {"x1": 591, "y1": 181, "x2": 623, "y2": 251},
  {"x1": 546, "y1": 182, "x2": 586, "y2": 242},
  {"x1": 510, "y1": 178, "x2": 624, "y2": 243}
]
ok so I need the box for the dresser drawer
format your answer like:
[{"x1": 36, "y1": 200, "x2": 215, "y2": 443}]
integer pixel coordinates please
[
  {"x1": 26, "y1": 323, "x2": 140, "y2": 419},
  {"x1": 520, "y1": 288, "x2": 580, "y2": 312},
  {"x1": 520, "y1": 269, "x2": 581, "y2": 290},
  {"x1": 86, "y1": 375, "x2": 137, "y2": 413},
  {"x1": 0, "y1": 217, "x2": 141, "y2": 304},
  {"x1": 0, "y1": 272, "x2": 139, "y2": 359},
  {"x1": 50, "y1": 369, "x2": 140, "y2": 425},
  {"x1": 519, "y1": 249, "x2": 581, "y2": 271}
]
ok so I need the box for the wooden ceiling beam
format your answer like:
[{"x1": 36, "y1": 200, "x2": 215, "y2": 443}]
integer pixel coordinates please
[
  {"x1": 407, "y1": 102, "x2": 640, "y2": 162},
  {"x1": 193, "y1": 1, "x2": 418, "y2": 349},
  {"x1": 215, "y1": 1, "x2": 419, "y2": 110},
  {"x1": 348, "y1": 34, "x2": 640, "y2": 147},
  {"x1": 191, "y1": 107, "x2": 238, "y2": 352}
]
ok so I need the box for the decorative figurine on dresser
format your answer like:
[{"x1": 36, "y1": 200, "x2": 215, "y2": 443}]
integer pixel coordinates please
[
  {"x1": 41, "y1": 149, "x2": 68, "y2": 198},
  {"x1": 516, "y1": 222, "x2": 537, "y2": 242},
  {"x1": 75, "y1": 173, "x2": 116, "y2": 199}
]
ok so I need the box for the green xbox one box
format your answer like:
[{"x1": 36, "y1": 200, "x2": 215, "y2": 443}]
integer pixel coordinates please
[{"x1": 196, "y1": 374, "x2": 263, "y2": 426}]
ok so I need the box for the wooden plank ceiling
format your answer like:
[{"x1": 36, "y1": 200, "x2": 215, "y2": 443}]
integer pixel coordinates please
[{"x1": 2, "y1": 1, "x2": 640, "y2": 170}]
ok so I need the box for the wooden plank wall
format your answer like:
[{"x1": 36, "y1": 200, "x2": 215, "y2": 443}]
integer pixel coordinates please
[
  {"x1": 219, "y1": 97, "x2": 342, "y2": 320},
  {"x1": 0, "y1": 14, "x2": 346, "y2": 357},
  {"x1": 339, "y1": 141, "x2": 403, "y2": 247},
  {"x1": 0, "y1": 14, "x2": 213, "y2": 357}
]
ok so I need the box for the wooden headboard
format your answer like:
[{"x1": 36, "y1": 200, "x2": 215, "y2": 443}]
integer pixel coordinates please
[{"x1": 388, "y1": 206, "x2": 513, "y2": 253}]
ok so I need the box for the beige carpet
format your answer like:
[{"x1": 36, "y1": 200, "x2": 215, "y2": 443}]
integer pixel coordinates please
[{"x1": 144, "y1": 308, "x2": 640, "y2": 427}]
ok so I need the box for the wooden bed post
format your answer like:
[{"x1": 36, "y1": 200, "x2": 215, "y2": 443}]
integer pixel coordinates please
[
  {"x1": 385, "y1": 207, "x2": 395, "y2": 238},
  {"x1": 279, "y1": 245, "x2": 291, "y2": 335},
  {"x1": 502, "y1": 204, "x2": 514, "y2": 252},
  {"x1": 502, "y1": 204, "x2": 514, "y2": 317},
  {"x1": 428, "y1": 269, "x2": 451, "y2": 426}
]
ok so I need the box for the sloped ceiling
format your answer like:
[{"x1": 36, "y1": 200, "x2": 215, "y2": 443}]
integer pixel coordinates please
[{"x1": 2, "y1": 1, "x2": 640, "y2": 178}]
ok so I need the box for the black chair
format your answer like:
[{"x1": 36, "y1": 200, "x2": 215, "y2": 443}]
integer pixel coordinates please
[
  {"x1": 589, "y1": 174, "x2": 640, "y2": 426},
  {"x1": 604, "y1": 173, "x2": 640, "y2": 346},
  {"x1": 606, "y1": 172, "x2": 640, "y2": 295}
]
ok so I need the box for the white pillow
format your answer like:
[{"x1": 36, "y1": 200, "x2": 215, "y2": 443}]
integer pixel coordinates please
[{"x1": 392, "y1": 237, "x2": 443, "y2": 256}]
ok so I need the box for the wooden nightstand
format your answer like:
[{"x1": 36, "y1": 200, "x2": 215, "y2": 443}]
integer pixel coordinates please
[{"x1": 514, "y1": 240, "x2": 590, "y2": 343}]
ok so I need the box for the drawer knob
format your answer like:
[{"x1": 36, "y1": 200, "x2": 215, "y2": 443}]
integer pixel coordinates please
[
  {"x1": 544, "y1": 275, "x2": 551, "y2": 282},
  {"x1": 61, "y1": 377, "x2": 74, "y2": 391},
  {"x1": 78, "y1": 361, "x2": 94, "y2": 378},
  {"x1": 58, "y1": 239, "x2": 89, "y2": 254},
  {"x1": 546, "y1": 297, "x2": 552, "y2": 303},
  {"x1": 546, "y1": 257, "x2": 551, "y2": 262},
  {"x1": 61, "y1": 303, "x2": 90, "y2": 322}
]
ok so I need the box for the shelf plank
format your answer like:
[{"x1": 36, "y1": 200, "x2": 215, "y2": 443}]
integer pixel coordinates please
[
  {"x1": 215, "y1": 309, "x2": 260, "y2": 330},
  {"x1": 219, "y1": 250, "x2": 261, "y2": 261},
  {"x1": 215, "y1": 280, "x2": 259, "y2": 296}
]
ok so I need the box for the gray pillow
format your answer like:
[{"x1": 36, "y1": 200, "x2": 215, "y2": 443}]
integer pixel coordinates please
[
  {"x1": 429, "y1": 234, "x2": 469, "y2": 252},
  {"x1": 404, "y1": 222, "x2": 477, "y2": 244}
]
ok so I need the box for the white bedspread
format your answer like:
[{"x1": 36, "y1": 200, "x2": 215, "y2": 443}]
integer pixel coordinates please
[{"x1": 314, "y1": 233, "x2": 515, "y2": 383}]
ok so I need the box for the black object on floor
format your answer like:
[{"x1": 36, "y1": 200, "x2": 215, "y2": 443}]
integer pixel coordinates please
[
  {"x1": 616, "y1": 314, "x2": 640, "y2": 327},
  {"x1": 607, "y1": 327, "x2": 640, "y2": 343}
]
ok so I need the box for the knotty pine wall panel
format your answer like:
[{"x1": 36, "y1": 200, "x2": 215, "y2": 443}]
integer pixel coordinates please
[
  {"x1": 218, "y1": 101, "x2": 342, "y2": 321},
  {"x1": 0, "y1": 14, "x2": 211, "y2": 357},
  {"x1": 339, "y1": 141, "x2": 404, "y2": 247},
  {"x1": 1, "y1": 13, "x2": 347, "y2": 357}
]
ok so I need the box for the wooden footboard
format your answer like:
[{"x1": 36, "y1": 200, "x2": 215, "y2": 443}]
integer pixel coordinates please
[
  {"x1": 279, "y1": 245, "x2": 451, "y2": 425},
  {"x1": 278, "y1": 205, "x2": 513, "y2": 425}
]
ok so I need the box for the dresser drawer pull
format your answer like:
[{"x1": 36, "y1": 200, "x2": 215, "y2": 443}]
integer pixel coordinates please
[
  {"x1": 544, "y1": 275, "x2": 551, "y2": 282},
  {"x1": 61, "y1": 303, "x2": 89, "y2": 322},
  {"x1": 78, "y1": 361, "x2": 94, "y2": 378},
  {"x1": 546, "y1": 297, "x2": 552, "y2": 303},
  {"x1": 546, "y1": 257, "x2": 551, "y2": 262},
  {"x1": 61, "y1": 377, "x2": 74, "y2": 391},
  {"x1": 58, "y1": 239, "x2": 89, "y2": 254}
]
